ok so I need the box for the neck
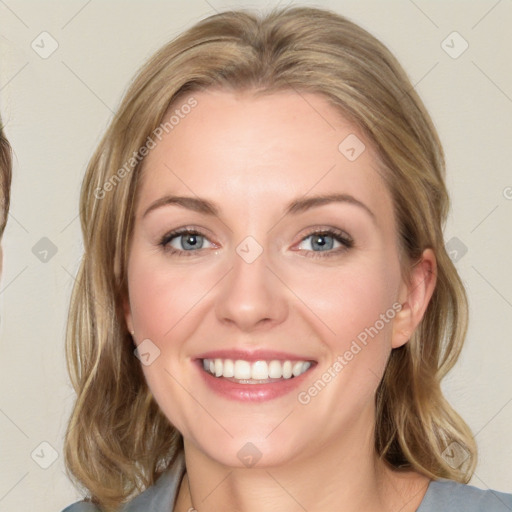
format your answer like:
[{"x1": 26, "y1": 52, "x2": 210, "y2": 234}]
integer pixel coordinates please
[{"x1": 174, "y1": 409, "x2": 430, "y2": 512}]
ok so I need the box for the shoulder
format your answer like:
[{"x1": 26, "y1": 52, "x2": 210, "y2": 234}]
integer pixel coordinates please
[
  {"x1": 61, "y1": 504, "x2": 100, "y2": 512},
  {"x1": 61, "y1": 469, "x2": 180, "y2": 512},
  {"x1": 418, "y1": 479, "x2": 512, "y2": 512},
  {"x1": 61, "y1": 451, "x2": 186, "y2": 512}
]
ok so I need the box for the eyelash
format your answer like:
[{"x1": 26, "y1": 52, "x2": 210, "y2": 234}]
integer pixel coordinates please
[{"x1": 159, "y1": 227, "x2": 354, "y2": 259}]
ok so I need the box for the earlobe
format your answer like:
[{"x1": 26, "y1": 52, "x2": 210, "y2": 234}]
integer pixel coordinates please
[{"x1": 391, "y1": 248, "x2": 437, "y2": 349}]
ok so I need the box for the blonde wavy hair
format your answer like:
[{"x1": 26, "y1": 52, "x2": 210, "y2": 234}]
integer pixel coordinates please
[
  {"x1": 64, "y1": 6, "x2": 477, "y2": 510},
  {"x1": 0, "y1": 120, "x2": 12, "y2": 237}
]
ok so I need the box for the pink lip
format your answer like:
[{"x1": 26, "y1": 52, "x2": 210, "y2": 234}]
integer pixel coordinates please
[
  {"x1": 194, "y1": 359, "x2": 315, "y2": 402},
  {"x1": 194, "y1": 349, "x2": 316, "y2": 362}
]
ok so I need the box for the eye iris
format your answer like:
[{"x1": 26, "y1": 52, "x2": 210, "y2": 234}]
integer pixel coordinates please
[
  {"x1": 182, "y1": 233, "x2": 202, "y2": 250},
  {"x1": 312, "y1": 234, "x2": 333, "y2": 251}
]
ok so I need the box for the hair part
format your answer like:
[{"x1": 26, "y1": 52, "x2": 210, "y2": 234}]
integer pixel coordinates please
[{"x1": 64, "y1": 6, "x2": 476, "y2": 510}]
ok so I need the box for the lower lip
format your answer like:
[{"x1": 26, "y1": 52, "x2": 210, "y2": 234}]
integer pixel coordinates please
[{"x1": 194, "y1": 360, "x2": 315, "y2": 402}]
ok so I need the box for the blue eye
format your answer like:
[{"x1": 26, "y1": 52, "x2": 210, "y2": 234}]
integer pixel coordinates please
[
  {"x1": 297, "y1": 229, "x2": 353, "y2": 258},
  {"x1": 160, "y1": 229, "x2": 213, "y2": 255},
  {"x1": 160, "y1": 228, "x2": 353, "y2": 258}
]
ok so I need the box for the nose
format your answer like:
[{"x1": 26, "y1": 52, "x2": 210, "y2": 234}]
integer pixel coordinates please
[{"x1": 214, "y1": 244, "x2": 289, "y2": 332}]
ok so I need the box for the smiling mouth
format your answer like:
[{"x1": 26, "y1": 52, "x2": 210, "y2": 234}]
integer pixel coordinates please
[{"x1": 200, "y1": 357, "x2": 315, "y2": 383}]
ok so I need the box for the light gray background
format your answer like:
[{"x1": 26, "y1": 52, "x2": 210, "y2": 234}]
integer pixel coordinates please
[{"x1": 0, "y1": 1, "x2": 511, "y2": 510}]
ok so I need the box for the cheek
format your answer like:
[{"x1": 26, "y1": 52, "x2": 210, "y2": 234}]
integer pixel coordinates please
[
  {"x1": 125, "y1": 250, "x2": 214, "y2": 432},
  {"x1": 127, "y1": 251, "x2": 215, "y2": 341},
  {"x1": 290, "y1": 257, "x2": 398, "y2": 340},
  {"x1": 289, "y1": 257, "x2": 400, "y2": 392}
]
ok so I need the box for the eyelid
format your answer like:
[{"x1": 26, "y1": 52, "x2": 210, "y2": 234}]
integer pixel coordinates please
[
  {"x1": 297, "y1": 226, "x2": 353, "y2": 244},
  {"x1": 159, "y1": 226, "x2": 354, "y2": 257},
  {"x1": 293, "y1": 227, "x2": 354, "y2": 258},
  {"x1": 160, "y1": 227, "x2": 216, "y2": 255}
]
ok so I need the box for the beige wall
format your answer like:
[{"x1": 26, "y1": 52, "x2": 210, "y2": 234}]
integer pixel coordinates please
[{"x1": 0, "y1": 1, "x2": 511, "y2": 509}]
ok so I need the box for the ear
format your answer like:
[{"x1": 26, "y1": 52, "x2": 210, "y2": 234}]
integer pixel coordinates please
[{"x1": 392, "y1": 248, "x2": 437, "y2": 349}]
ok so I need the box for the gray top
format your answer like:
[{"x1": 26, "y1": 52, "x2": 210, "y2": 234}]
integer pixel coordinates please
[{"x1": 62, "y1": 451, "x2": 512, "y2": 511}]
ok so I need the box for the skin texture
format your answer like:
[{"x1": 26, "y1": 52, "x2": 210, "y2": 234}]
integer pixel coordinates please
[{"x1": 124, "y1": 89, "x2": 437, "y2": 512}]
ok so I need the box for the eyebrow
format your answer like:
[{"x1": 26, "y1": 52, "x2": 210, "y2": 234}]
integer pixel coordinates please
[{"x1": 143, "y1": 193, "x2": 375, "y2": 222}]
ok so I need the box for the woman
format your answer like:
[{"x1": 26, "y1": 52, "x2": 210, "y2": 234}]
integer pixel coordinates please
[{"x1": 62, "y1": 6, "x2": 512, "y2": 512}]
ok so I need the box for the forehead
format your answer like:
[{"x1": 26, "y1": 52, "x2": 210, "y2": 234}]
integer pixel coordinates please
[{"x1": 138, "y1": 88, "x2": 393, "y2": 226}]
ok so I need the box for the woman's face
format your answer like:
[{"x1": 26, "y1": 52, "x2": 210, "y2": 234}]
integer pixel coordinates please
[{"x1": 125, "y1": 89, "x2": 417, "y2": 468}]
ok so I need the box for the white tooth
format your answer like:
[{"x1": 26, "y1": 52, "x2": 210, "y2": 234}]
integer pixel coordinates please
[
  {"x1": 282, "y1": 360, "x2": 293, "y2": 379},
  {"x1": 214, "y1": 358, "x2": 223, "y2": 377},
  {"x1": 251, "y1": 361, "x2": 268, "y2": 380},
  {"x1": 292, "y1": 361, "x2": 304, "y2": 377},
  {"x1": 268, "y1": 360, "x2": 282, "y2": 378},
  {"x1": 203, "y1": 357, "x2": 312, "y2": 380},
  {"x1": 223, "y1": 359, "x2": 234, "y2": 378},
  {"x1": 234, "y1": 360, "x2": 252, "y2": 379}
]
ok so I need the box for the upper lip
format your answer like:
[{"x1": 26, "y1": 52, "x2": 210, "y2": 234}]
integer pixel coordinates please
[{"x1": 194, "y1": 349, "x2": 316, "y2": 362}]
